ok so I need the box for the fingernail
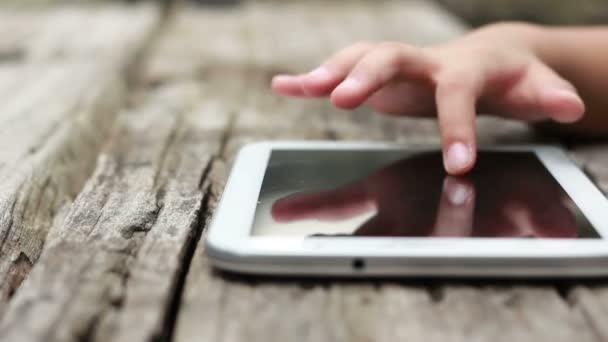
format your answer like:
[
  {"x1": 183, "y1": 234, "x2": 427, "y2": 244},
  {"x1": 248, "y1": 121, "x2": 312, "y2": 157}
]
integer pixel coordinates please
[
  {"x1": 308, "y1": 66, "x2": 333, "y2": 81},
  {"x1": 445, "y1": 142, "x2": 470, "y2": 174},
  {"x1": 335, "y1": 78, "x2": 362, "y2": 93},
  {"x1": 443, "y1": 177, "x2": 472, "y2": 206},
  {"x1": 543, "y1": 88, "x2": 586, "y2": 121},
  {"x1": 552, "y1": 89, "x2": 585, "y2": 108},
  {"x1": 552, "y1": 88, "x2": 580, "y2": 101}
]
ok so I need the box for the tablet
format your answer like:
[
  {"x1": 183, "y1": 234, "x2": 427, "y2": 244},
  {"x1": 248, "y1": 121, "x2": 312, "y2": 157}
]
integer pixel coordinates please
[{"x1": 205, "y1": 141, "x2": 608, "y2": 277}]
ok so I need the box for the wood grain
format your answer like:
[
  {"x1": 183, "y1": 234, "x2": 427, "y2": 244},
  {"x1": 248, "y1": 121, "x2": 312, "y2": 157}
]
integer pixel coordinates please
[
  {"x1": 0, "y1": 82, "x2": 220, "y2": 341},
  {"x1": 0, "y1": 63, "x2": 125, "y2": 318},
  {"x1": 0, "y1": 3, "x2": 159, "y2": 323},
  {"x1": 561, "y1": 144, "x2": 608, "y2": 342},
  {"x1": 0, "y1": 5, "x2": 159, "y2": 68},
  {"x1": 0, "y1": 1, "x2": 606, "y2": 341}
]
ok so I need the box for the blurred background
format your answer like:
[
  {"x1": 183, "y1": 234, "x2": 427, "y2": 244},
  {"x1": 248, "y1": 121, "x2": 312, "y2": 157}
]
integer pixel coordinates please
[
  {"x1": 436, "y1": 0, "x2": 608, "y2": 26},
  {"x1": 1, "y1": 0, "x2": 607, "y2": 26}
]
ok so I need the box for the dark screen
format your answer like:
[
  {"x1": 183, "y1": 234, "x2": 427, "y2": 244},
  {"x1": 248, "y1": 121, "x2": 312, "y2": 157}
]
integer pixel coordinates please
[{"x1": 251, "y1": 150, "x2": 600, "y2": 238}]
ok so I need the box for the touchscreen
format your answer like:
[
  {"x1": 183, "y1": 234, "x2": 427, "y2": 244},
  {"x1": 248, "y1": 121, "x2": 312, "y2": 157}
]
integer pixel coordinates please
[{"x1": 251, "y1": 150, "x2": 600, "y2": 238}]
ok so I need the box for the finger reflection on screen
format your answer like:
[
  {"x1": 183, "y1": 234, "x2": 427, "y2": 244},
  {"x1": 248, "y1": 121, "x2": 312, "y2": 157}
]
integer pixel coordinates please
[{"x1": 258, "y1": 151, "x2": 593, "y2": 238}]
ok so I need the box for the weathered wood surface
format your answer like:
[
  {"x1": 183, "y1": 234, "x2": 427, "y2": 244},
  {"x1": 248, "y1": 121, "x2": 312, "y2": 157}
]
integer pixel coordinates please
[
  {"x1": 0, "y1": 1, "x2": 608, "y2": 341},
  {"x1": 0, "y1": 5, "x2": 159, "y2": 68},
  {"x1": 0, "y1": 2, "x2": 159, "y2": 322}
]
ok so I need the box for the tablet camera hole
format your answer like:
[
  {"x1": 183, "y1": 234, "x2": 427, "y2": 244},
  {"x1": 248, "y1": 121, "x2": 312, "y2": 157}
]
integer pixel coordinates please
[{"x1": 352, "y1": 258, "x2": 365, "y2": 271}]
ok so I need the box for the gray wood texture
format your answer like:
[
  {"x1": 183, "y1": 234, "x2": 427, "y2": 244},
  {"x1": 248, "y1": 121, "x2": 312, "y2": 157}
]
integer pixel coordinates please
[
  {"x1": 0, "y1": 1, "x2": 159, "y2": 325},
  {"x1": 0, "y1": 1, "x2": 606, "y2": 341}
]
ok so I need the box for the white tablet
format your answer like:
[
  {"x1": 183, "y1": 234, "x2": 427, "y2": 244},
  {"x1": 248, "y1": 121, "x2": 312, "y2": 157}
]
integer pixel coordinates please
[{"x1": 205, "y1": 141, "x2": 608, "y2": 277}]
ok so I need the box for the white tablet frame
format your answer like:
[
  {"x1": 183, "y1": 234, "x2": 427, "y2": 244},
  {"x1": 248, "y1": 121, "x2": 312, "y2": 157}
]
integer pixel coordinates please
[{"x1": 206, "y1": 141, "x2": 608, "y2": 277}]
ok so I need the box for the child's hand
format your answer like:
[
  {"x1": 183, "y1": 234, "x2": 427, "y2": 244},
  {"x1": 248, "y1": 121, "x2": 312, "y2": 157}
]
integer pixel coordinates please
[{"x1": 271, "y1": 23, "x2": 585, "y2": 175}]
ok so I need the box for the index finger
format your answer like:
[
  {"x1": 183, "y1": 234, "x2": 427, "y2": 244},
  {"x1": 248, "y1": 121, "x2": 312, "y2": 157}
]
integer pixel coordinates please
[
  {"x1": 331, "y1": 43, "x2": 437, "y2": 109},
  {"x1": 271, "y1": 185, "x2": 374, "y2": 222}
]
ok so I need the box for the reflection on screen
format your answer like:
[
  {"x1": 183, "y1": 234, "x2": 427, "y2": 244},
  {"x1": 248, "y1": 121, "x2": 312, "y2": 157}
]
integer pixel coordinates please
[{"x1": 251, "y1": 150, "x2": 600, "y2": 238}]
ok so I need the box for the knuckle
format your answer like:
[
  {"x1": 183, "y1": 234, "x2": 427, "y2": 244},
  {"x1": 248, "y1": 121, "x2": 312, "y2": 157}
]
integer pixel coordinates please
[
  {"x1": 375, "y1": 42, "x2": 434, "y2": 77},
  {"x1": 376, "y1": 42, "x2": 413, "y2": 57},
  {"x1": 435, "y1": 72, "x2": 474, "y2": 94},
  {"x1": 381, "y1": 49, "x2": 404, "y2": 69},
  {"x1": 362, "y1": 53, "x2": 400, "y2": 84},
  {"x1": 374, "y1": 43, "x2": 410, "y2": 69}
]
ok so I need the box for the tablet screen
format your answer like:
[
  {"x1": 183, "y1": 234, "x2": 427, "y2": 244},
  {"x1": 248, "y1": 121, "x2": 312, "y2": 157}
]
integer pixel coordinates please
[{"x1": 251, "y1": 150, "x2": 600, "y2": 238}]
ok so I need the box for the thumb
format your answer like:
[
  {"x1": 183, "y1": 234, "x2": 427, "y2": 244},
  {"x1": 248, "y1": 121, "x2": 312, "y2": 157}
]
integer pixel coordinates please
[{"x1": 529, "y1": 64, "x2": 586, "y2": 123}]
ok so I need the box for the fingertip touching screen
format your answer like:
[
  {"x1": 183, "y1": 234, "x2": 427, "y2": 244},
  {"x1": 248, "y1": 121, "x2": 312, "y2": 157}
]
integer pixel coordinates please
[{"x1": 251, "y1": 150, "x2": 600, "y2": 238}]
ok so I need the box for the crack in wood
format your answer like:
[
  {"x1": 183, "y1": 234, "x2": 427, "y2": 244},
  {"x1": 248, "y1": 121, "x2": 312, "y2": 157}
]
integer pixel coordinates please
[
  {"x1": 78, "y1": 308, "x2": 104, "y2": 342},
  {"x1": 197, "y1": 156, "x2": 217, "y2": 190},
  {"x1": 162, "y1": 160, "x2": 216, "y2": 342},
  {"x1": 0, "y1": 49, "x2": 24, "y2": 63},
  {"x1": 119, "y1": 202, "x2": 164, "y2": 240},
  {"x1": 563, "y1": 287, "x2": 608, "y2": 342},
  {"x1": 556, "y1": 284, "x2": 575, "y2": 305},
  {"x1": 57, "y1": 189, "x2": 166, "y2": 341},
  {"x1": 428, "y1": 285, "x2": 446, "y2": 303},
  {"x1": 4, "y1": 252, "x2": 33, "y2": 300},
  {"x1": 85, "y1": 182, "x2": 113, "y2": 240},
  {"x1": 0, "y1": 175, "x2": 52, "y2": 303},
  {"x1": 0, "y1": 191, "x2": 20, "y2": 254},
  {"x1": 153, "y1": 115, "x2": 183, "y2": 190},
  {"x1": 217, "y1": 110, "x2": 237, "y2": 160},
  {"x1": 85, "y1": 199, "x2": 166, "y2": 340}
]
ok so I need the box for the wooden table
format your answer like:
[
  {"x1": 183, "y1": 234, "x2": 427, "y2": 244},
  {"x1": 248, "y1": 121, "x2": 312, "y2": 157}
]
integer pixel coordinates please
[{"x1": 0, "y1": 1, "x2": 607, "y2": 341}]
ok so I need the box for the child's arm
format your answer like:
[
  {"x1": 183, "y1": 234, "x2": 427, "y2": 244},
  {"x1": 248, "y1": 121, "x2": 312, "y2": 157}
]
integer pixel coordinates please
[
  {"x1": 271, "y1": 23, "x2": 608, "y2": 175},
  {"x1": 532, "y1": 26, "x2": 608, "y2": 137}
]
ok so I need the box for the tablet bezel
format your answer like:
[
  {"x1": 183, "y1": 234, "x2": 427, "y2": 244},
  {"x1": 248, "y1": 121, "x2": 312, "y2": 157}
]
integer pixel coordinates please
[{"x1": 206, "y1": 141, "x2": 608, "y2": 270}]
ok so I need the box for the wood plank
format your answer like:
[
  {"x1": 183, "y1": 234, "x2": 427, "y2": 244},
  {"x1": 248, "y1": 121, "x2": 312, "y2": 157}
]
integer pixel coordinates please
[
  {"x1": 167, "y1": 9, "x2": 338, "y2": 335},
  {"x1": 0, "y1": 4, "x2": 159, "y2": 70},
  {"x1": 569, "y1": 286, "x2": 608, "y2": 341},
  {"x1": 142, "y1": 6, "x2": 251, "y2": 86},
  {"x1": 0, "y1": 3, "x2": 160, "y2": 322},
  {"x1": 434, "y1": 285, "x2": 595, "y2": 342},
  {"x1": 0, "y1": 63, "x2": 125, "y2": 318},
  {"x1": 561, "y1": 144, "x2": 608, "y2": 341},
  {"x1": 142, "y1": 0, "x2": 466, "y2": 84},
  {"x1": 568, "y1": 144, "x2": 608, "y2": 193},
  {"x1": 0, "y1": 0, "x2": 122, "y2": 6},
  {"x1": 0, "y1": 82, "x2": 232, "y2": 341},
  {"x1": 29, "y1": 5, "x2": 158, "y2": 70}
]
